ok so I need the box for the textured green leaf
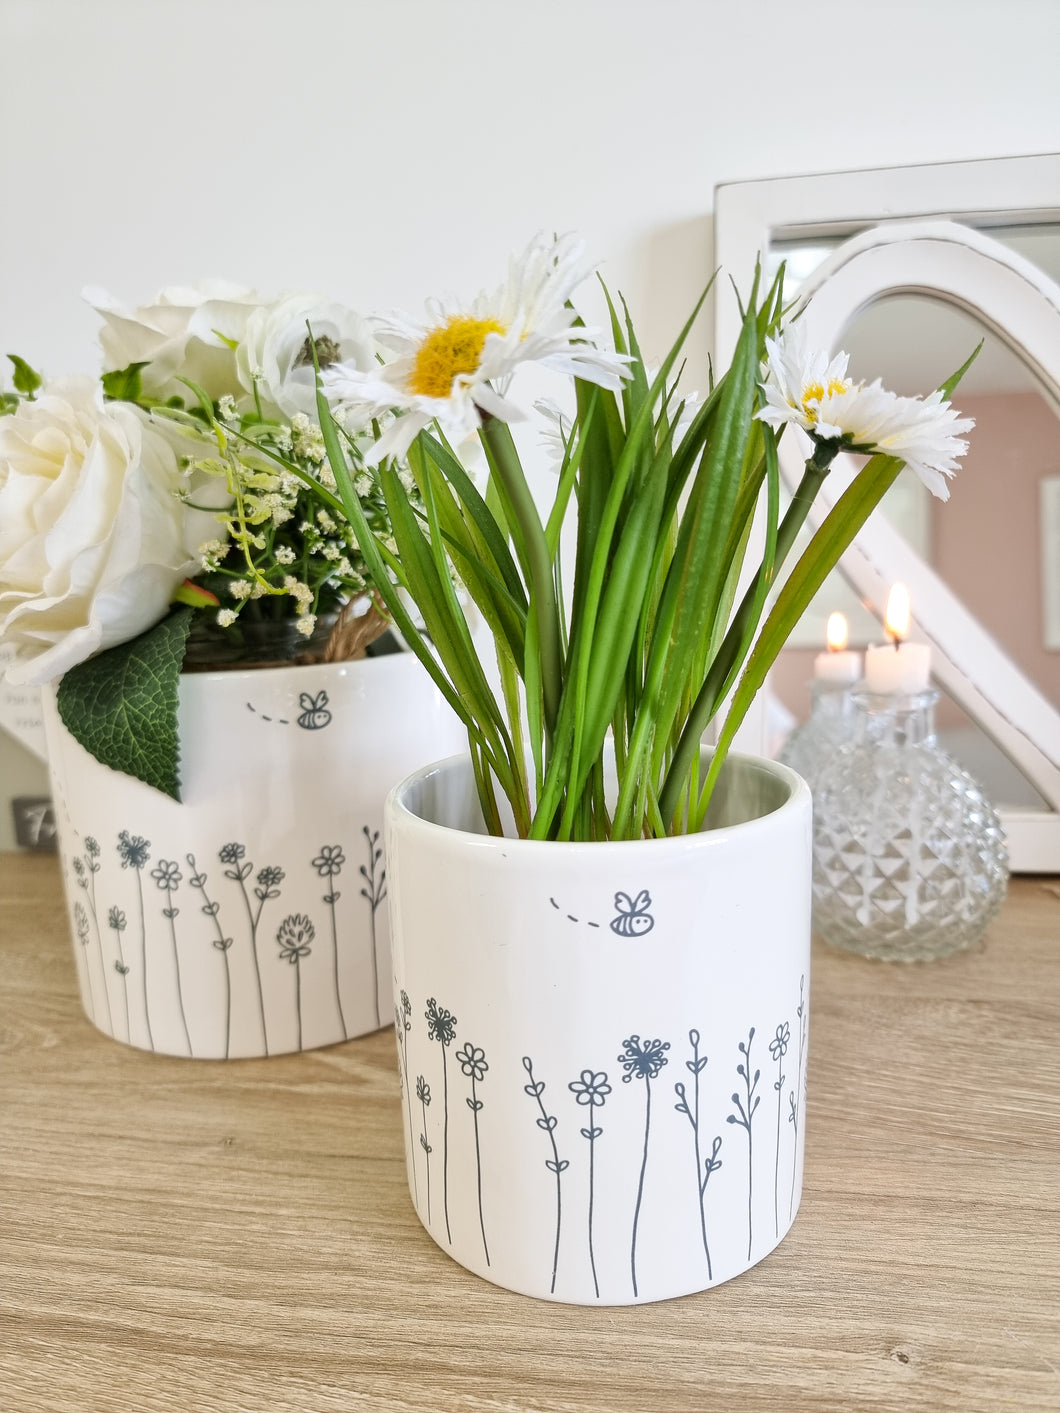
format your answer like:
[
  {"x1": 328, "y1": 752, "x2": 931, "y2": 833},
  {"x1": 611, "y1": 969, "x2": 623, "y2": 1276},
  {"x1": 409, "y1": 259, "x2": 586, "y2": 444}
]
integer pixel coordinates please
[
  {"x1": 7, "y1": 354, "x2": 42, "y2": 397},
  {"x1": 101, "y1": 362, "x2": 149, "y2": 403},
  {"x1": 56, "y1": 607, "x2": 195, "y2": 800}
]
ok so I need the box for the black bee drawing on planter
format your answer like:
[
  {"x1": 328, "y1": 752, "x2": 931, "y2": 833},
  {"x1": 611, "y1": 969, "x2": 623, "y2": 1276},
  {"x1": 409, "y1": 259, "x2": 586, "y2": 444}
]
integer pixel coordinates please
[
  {"x1": 610, "y1": 890, "x2": 654, "y2": 937},
  {"x1": 297, "y1": 690, "x2": 332, "y2": 730}
]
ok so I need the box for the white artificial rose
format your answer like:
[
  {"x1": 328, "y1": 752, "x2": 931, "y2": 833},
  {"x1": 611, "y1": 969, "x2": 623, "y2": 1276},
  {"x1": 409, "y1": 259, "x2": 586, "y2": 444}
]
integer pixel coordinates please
[
  {"x1": 236, "y1": 293, "x2": 377, "y2": 419},
  {"x1": 0, "y1": 379, "x2": 219, "y2": 685},
  {"x1": 84, "y1": 281, "x2": 262, "y2": 403}
]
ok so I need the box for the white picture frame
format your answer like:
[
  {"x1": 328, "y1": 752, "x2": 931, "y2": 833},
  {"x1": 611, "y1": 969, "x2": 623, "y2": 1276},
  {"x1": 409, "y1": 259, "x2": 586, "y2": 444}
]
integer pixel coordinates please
[{"x1": 714, "y1": 154, "x2": 1060, "y2": 872}]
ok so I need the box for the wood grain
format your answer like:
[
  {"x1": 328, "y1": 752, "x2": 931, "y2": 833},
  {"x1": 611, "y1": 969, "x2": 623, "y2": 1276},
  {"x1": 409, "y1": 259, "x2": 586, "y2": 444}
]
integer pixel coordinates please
[{"x1": 2, "y1": 854, "x2": 1058, "y2": 1412}]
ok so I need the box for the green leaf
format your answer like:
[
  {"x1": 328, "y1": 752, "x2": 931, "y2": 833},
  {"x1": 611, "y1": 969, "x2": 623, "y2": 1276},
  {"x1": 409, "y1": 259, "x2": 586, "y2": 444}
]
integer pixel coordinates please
[
  {"x1": 101, "y1": 362, "x2": 149, "y2": 403},
  {"x1": 56, "y1": 608, "x2": 195, "y2": 800},
  {"x1": 7, "y1": 354, "x2": 42, "y2": 398},
  {"x1": 0, "y1": 391, "x2": 19, "y2": 416}
]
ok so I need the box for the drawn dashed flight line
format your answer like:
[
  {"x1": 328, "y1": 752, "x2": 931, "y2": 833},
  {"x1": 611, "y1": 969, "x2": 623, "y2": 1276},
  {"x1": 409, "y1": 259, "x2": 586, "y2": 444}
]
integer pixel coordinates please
[
  {"x1": 246, "y1": 690, "x2": 333, "y2": 730},
  {"x1": 549, "y1": 889, "x2": 655, "y2": 936}
]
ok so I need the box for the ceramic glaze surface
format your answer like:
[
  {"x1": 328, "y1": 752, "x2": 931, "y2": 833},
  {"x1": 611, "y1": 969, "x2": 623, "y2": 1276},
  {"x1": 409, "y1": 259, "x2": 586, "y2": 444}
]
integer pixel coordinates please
[
  {"x1": 385, "y1": 753, "x2": 813, "y2": 1305},
  {"x1": 44, "y1": 653, "x2": 465, "y2": 1058}
]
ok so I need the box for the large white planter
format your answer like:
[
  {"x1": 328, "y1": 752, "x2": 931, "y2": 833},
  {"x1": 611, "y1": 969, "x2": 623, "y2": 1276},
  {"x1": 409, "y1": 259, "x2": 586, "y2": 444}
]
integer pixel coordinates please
[
  {"x1": 385, "y1": 752, "x2": 813, "y2": 1305},
  {"x1": 42, "y1": 652, "x2": 464, "y2": 1059}
]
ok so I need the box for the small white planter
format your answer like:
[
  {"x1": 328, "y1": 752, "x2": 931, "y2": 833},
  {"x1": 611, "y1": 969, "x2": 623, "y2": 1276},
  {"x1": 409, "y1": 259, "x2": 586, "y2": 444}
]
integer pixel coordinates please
[
  {"x1": 43, "y1": 652, "x2": 464, "y2": 1059},
  {"x1": 385, "y1": 752, "x2": 813, "y2": 1305}
]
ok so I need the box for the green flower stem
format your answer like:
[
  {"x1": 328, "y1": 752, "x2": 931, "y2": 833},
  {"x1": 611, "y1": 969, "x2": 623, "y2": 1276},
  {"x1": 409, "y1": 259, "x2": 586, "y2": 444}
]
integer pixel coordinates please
[
  {"x1": 657, "y1": 442, "x2": 838, "y2": 830},
  {"x1": 692, "y1": 449, "x2": 906, "y2": 823}
]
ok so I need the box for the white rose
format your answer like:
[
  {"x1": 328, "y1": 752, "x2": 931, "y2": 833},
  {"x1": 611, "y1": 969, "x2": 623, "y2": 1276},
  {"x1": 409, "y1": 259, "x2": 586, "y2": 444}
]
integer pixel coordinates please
[
  {"x1": 236, "y1": 293, "x2": 377, "y2": 419},
  {"x1": 84, "y1": 281, "x2": 262, "y2": 403},
  {"x1": 0, "y1": 380, "x2": 217, "y2": 685}
]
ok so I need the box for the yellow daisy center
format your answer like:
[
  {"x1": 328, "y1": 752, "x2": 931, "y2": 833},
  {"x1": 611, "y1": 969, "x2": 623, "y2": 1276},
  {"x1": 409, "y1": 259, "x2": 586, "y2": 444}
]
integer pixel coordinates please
[
  {"x1": 407, "y1": 315, "x2": 506, "y2": 399},
  {"x1": 799, "y1": 376, "x2": 851, "y2": 423}
]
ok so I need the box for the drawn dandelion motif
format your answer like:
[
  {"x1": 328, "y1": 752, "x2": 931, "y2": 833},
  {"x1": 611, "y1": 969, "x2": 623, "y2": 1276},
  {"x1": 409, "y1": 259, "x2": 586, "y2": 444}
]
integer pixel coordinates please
[
  {"x1": 312, "y1": 844, "x2": 348, "y2": 1039},
  {"x1": 359, "y1": 827, "x2": 387, "y2": 1029},
  {"x1": 277, "y1": 913, "x2": 314, "y2": 1052},
  {"x1": 789, "y1": 975, "x2": 808, "y2": 1221},
  {"x1": 395, "y1": 990, "x2": 417, "y2": 1204},
  {"x1": 187, "y1": 854, "x2": 234, "y2": 1059},
  {"x1": 523, "y1": 1056, "x2": 568, "y2": 1295},
  {"x1": 426, "y1": 997, "x2": 457, "y2": 1244},
  {"x1": 457, "y1": 1043, "x2": 490, "y2": 1266},
  {"x1": 416, "y1": 1074, "x2": 433, "y2": 1222},
  {"x1": 151, "y1": 859, "x2": 191, "y2": 1056},
  {"x1": 569, "y1": 1069, "x2": 611, "y2": 1299},
  {"x1": 116, "y1": 830, "x2": 153, "y2": 1050},
  {"x1": 619, "y1": 1034, "x2": 670, "y2": 1298},
  {"x1": 674, "y1": 1029, "x2": 723, "y2": 1281},
  {"x1": 770, "y1": 1020, "x2": 790, "y2": 1239},
  {"x1": 117, "y1": 831, "x2": 150, "y2": 871},
  {"x1": 727, "y1": 1027, "x2": 761, "y2": 1261},
  {"x1": 108, "y1": 905, "x2": 131, "y2": 1043}
]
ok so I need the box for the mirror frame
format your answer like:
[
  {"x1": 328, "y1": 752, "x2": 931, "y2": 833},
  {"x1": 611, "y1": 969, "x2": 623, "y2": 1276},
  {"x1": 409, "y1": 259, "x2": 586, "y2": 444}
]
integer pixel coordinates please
[{"x1": 714, "y1": 154, "x2": 1060, "y2": 872}]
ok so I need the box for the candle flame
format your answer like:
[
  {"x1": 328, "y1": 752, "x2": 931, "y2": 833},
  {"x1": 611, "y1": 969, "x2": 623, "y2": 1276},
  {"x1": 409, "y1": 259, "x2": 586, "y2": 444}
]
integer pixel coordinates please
[
  {"x1": 826, "y1": 612, "x2": 849, "y2": 652},
  {"x1": 885, "y1": 583, "x2": 911, "y2": 643}
]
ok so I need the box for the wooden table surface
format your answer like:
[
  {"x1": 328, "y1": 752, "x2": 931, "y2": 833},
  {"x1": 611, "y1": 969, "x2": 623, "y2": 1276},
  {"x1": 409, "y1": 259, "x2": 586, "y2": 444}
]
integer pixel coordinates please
[{"x1": 2, "y1": 854, "x2": 1059, "y2": 1413}]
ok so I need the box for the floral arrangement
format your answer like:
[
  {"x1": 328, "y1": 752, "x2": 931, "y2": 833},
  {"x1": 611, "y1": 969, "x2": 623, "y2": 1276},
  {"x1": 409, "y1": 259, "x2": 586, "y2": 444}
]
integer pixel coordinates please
[
  {"x1": 308, "y1": 233, "x2": 975, "y2": 841},
  {"x1": 0, "y1": 283, "x2": 405, "y2": 795}
]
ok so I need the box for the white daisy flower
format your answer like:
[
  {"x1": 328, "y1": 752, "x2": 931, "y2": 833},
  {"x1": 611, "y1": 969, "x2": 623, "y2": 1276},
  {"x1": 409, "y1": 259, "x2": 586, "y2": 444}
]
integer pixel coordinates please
[
  {"x1": 756, "y1": 324, "x2": 974, "y2": 500},
  {"x1": 324, "y1": 233, "x2": 632, "y2": 464}
]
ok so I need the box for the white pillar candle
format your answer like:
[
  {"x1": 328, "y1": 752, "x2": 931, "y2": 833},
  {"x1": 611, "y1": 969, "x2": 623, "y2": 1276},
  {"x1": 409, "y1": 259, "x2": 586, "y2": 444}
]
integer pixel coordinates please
[
  {"x1": 814, "y1": 612, "x2": 862, "y2": 683},
  {"x1": 864, "y1": 584, "x2": 931, "y2": 693}
]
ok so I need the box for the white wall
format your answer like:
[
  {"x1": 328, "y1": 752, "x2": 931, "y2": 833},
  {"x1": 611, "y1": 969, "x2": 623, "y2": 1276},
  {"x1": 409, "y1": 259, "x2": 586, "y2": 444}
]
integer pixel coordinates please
[{"x1": 2, "y1": 0, "x2": 1059, "y2": 842}]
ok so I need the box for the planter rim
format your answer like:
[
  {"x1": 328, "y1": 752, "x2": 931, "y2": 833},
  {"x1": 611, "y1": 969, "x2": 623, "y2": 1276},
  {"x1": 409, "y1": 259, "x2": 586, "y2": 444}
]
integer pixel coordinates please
[
  {"x1": 173, "y1": 643, "x2": 416, "y2": 690},
  {"x1": 387, "y1": 749, "x2": 810, "y2": 855}
]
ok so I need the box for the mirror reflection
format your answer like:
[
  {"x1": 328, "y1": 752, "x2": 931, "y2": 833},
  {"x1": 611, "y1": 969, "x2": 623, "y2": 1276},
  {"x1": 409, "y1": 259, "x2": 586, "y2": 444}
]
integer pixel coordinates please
[{"x1": 770, "y1": 227, "x2": 1060, "y2": 811}]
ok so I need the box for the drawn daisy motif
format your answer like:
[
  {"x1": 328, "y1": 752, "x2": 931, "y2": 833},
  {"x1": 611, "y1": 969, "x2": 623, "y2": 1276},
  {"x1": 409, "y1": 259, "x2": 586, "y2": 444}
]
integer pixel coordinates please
[
  {"x1": 755, "y1": 323, "x2": 974, "y2": 500},
  {"x1": 218, "y1": 842, "x2": 246, "y2": 866},
  {"x1": 324, "y1": 233, "x2": 631, "y2": 463},
  {"x1": 312, "y1": 844, "x2": 346, "y2": 877},
  {"x1": 769, "y1": 1022, "x2": 791, "y2": 1061},
  {"x1": 455, "y1": 1043, "x2": 488, "y2": 1083},
  {"x1": 151, "y1": 860, "x2": 182, "y2": 891}
]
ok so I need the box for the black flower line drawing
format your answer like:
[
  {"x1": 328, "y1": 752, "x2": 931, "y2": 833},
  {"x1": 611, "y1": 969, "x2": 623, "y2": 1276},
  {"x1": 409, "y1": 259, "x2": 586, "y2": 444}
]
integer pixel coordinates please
[
  {"x1": 395, "y1": 990, "x2": 418, "y2": 1206},
  {"x1": 72, "y1": 899, "x2": 96, "y2": 1024},
  {"x1": 359, "y1": 827, "x2": 387, "y2": 1030},
  {"x1": 117, "y1": 830, "x2": 154, "y2": 1051},
  {"x1": 569, "y1": 1068, "x2": 611, "y2": 1299},
  {"x1": 277, "y1": 913, "x2": 315, "y2": 1051},
  {"x1": 187, "y1": 854, "x2": 234, "y2": 1060},
  {"x1": 789, "y1": 974, "x2": 807, "y2": 1221},
  {"x1": 151, "y1": 858, "x2": 191, "y2": 1057},
  {"x1": 770, "y1": 1020, "x2": 790, "y2": 1240},
  {"x1": 220, "y1": 844, "x2": 284, "y2": 1056},
  {"x1": 618, "y1": 1034, "x2": 670, "y2": 1299},
  {"x1": 74, "y1": 837, "x2": 113, "y2": 1036},
  {"x1": 313, "y1": 843, "x2": 348, "y2": 1040},
  {"x1": 523, "y1": 1056, "x2": 568, "y2": 1296},
  {"x1": 727, "y1": 1027, "x2": 761, "y2": 1262},
  {"x1": 108, "y1": 905, "x2": 131, "y2": 1045},
  {"x1": 426, "y1": 998, "x2": 457, "y2": 1244},
  {"x1": 416, "y1": 1074, "x2": 433, "y2": 1223},
  {"x1": 457, "y1": 1042, "x2": 490, "y2": 1268},
  {"x1": 674, "y1": 1029, "x2": 723, "y2": 1282}
]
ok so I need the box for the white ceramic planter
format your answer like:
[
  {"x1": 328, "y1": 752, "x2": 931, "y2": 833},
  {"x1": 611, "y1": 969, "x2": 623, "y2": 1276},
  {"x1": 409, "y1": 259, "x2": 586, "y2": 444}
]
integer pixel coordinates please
[
  {"x1": 385, "y1": 752, "x2": 813, "y2": 1305},
  {"x1": 43, "y1": 652, "x2": 464, "y2": 1059}
]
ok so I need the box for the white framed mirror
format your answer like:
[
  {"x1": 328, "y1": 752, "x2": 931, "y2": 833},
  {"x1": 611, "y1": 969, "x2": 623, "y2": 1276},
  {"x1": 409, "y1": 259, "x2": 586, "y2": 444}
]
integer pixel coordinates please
[{"x1": 714, "y1": 154, "x2": 1060, "y2": 872}]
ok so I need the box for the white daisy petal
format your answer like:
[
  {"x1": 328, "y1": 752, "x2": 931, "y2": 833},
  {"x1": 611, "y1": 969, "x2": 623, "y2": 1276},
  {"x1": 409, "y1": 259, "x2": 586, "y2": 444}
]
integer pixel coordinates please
[
  {"x1": 321, "y1": 234, "x2": 631, "y2": 460},
  {"x1": 756, "y1": 325, "x2": 973, "y2": 499}
]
